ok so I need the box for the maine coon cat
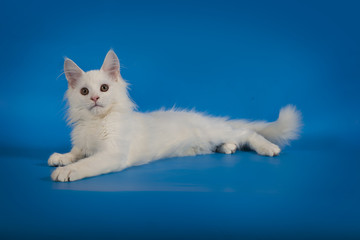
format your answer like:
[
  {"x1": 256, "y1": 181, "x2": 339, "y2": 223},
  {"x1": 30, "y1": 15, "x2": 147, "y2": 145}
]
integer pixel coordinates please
[{"x1": 49, "y1": 50, "x2": 302, "y2": 182}]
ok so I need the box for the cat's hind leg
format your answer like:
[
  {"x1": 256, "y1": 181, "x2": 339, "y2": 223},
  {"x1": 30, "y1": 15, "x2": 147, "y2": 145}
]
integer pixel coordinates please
[
  {"x1": 247, "y1": 132, "x2": 281, "y2": 156},
  {"x1": 216, "y1": 143, "x2": 237, "y2": 154},
  {"x1": 228, "y1": 129, "x2": 281, "y2": 157}
]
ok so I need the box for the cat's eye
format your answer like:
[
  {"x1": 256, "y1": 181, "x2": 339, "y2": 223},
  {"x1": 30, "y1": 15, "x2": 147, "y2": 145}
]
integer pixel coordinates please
[
  {"x1": 80, "y1": 88, "x2": 89, "y2": 95},
  {"x1": 100, "y1": 84, "x2": 109, "y2": 92}
]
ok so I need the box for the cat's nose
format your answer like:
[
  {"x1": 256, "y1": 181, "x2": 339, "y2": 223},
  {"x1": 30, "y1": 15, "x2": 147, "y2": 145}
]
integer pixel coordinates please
[{"x1": 91, "y1": 96, "x2": 100, "y2": 102}]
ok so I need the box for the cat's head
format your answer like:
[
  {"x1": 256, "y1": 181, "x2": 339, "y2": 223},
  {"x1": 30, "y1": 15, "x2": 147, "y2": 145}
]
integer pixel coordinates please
[{"x1": 64, "y1": 50, "x2": 134, "y2": 121}]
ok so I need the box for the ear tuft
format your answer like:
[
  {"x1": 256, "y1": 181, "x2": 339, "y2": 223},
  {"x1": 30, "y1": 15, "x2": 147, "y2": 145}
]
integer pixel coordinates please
[
  {"x1": 101, "y1": 50, "x2": 120, "y2": 80},
  {"x1": 64, "y1": 58, "x2": 84, "y2": 88}
]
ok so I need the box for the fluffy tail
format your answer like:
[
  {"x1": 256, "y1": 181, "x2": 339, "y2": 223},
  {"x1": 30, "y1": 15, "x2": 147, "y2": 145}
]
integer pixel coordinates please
[
  {"x1": 258, "y1": 105, "x2": 302, "y2": 145},
  {"x1": 229, "y1": 105, "x2": 302, "y2": 146}
]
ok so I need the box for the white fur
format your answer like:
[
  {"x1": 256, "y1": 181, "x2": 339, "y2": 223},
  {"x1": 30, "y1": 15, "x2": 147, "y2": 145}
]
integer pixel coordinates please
[{"x1": 49, "y1": 50, "x2": 302, "y2": 182}]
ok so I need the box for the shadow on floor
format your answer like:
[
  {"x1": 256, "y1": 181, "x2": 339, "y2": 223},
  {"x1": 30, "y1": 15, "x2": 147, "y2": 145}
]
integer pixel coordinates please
[{"x1": 0, "y1": 145, "x2": 70, "y2": 160}]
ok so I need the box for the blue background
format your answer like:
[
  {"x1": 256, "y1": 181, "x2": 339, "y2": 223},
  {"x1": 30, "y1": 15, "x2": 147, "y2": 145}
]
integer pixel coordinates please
[{"x1": 1, "y1": 0, "x2": 359, "y2": 239}]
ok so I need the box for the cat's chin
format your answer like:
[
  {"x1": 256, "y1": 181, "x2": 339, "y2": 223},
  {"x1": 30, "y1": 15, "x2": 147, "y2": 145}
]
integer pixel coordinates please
[{"x1": 89, "y1": 105, "x2": 107, "y2": 116}]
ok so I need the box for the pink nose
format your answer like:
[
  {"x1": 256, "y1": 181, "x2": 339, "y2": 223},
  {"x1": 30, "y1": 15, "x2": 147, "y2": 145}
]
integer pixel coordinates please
[{"x1": 91, "y1": 96, "x2": 100, "y2": 102}]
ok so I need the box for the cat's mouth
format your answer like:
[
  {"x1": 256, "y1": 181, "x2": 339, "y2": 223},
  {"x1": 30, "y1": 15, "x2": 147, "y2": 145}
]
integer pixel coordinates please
[{"x1": 90, "y1": 103, "x2": 103, "y2": 110}]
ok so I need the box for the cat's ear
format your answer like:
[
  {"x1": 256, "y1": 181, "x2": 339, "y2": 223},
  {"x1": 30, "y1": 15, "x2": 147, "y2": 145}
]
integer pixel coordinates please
[
  {"x1": 101, "y1": 50, "x2": 120, "y2": 81},
  {"x1": 64, "y1": 58, "x2": 84, "y2": 88}
]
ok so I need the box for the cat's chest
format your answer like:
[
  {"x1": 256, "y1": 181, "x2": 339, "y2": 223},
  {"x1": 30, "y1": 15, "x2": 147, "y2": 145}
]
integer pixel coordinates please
[{"x1": 72, "y1": 120, "x2": 109, "y2": 156}]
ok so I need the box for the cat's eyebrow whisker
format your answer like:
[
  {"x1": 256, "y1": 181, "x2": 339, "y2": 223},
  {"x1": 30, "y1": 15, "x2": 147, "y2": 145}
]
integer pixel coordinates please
[{"x1": 57, "y1": 72, "x2": 65, "y2": 80}]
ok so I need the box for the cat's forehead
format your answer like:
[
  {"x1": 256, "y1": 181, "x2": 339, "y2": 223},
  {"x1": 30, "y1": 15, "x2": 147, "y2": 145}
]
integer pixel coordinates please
[{"x1": 82, "y1": 70, "x2": 110, "y2": 84}]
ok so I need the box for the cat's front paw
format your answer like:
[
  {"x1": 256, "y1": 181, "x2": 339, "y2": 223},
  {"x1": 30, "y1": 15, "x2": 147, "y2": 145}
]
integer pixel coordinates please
[
  {"x1": 48, "y1": 153, "x2": 73, "y2": 167},
  {"x1": 255, "y1": 142, "x2": 281, "y2": 157},
  {"x1": 51, "y1": 165, "x2": 84, "y2": 182}
]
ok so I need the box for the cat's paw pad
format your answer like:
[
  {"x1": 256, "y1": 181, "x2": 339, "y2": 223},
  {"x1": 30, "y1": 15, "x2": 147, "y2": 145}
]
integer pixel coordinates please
[
  {"x1": 217, "y1": 143, "x2": 237, "y2": 154},
  {"x1": 48, "y1": 153, "x2": 73, "y2": 167},
  {"x1": 51, "y1": 165, "x2": 83, "y2": 182},
  {"x1": 255, "y1": 142, "x2": 281, "y2": 157}
]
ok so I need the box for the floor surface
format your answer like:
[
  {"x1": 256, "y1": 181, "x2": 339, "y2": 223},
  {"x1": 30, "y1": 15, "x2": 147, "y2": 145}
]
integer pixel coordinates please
[{"x1": 1, "y1": 134, "x2": 359, "y2": 239}]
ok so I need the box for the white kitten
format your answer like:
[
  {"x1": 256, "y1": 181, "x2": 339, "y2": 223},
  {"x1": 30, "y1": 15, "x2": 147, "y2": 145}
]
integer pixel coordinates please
[{"x1": 49, "y1": 50, "x2": 302, "y2": 182}]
